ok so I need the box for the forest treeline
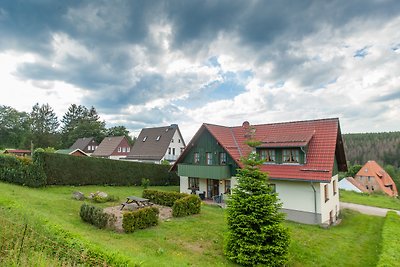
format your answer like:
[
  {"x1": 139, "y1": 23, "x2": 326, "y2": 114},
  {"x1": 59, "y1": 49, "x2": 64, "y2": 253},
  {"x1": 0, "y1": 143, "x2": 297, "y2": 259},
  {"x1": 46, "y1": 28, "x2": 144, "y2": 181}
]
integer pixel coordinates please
[
  {"x1": 0, "y1": 104, "x2": 134, "y2": 150},
  {"x1": 343, "y1": 132, "x2": 400, "y2": 168}
]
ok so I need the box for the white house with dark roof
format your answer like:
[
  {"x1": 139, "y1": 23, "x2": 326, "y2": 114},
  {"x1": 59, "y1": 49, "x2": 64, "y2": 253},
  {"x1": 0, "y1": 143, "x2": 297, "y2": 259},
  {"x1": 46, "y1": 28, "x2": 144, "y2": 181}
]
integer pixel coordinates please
[{"x1": 126, "y1": 124, "x2": 185, "y2": 164}]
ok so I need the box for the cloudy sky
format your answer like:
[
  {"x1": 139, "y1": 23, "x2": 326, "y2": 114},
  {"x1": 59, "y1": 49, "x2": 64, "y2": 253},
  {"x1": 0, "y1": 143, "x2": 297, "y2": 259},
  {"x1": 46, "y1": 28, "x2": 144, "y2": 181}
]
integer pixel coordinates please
[{"x1": 1, "y1": 0, "x2": 399, "y2": 141}]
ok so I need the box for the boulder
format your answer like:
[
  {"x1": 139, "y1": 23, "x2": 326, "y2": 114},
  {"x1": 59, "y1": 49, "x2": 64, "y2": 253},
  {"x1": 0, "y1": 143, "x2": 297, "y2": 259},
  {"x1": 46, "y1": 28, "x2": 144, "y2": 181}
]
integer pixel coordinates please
[
  {"x1": 72, "y1": 191, "x2": 85, "y2": 201},
  {"x1": 97, "y1": 191, "x2": 108, "y2": 199}
]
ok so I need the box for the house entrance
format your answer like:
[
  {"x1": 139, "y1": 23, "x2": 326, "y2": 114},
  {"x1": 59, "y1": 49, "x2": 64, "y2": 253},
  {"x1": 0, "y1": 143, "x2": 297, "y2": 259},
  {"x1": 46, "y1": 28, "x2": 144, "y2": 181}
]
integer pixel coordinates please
[{"x1": 207, "y1": 179, "x2": 219, "y2": 199}]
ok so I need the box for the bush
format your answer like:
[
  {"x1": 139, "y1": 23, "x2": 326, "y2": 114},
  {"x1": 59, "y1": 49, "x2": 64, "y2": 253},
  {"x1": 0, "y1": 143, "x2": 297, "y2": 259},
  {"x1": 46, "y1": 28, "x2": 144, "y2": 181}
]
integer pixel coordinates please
[
  {"x1": 172, "y1": 195, "x2": 201, "y2": 217},
  {"x1": 377, "y1": 211, "x2": 400, "y2": 266},
  {"x1": 141, "y1": 178, "x2": 150, "y2": 189},
  {"x1": 142, "y1": 189, "x2": 188, "y2": 207},
  {"x1": 0, "y1": 154, "x2": 46, "y2": 187},
  {"x1": 92, "y1": 194, "x2": 119, "y2": 203},
  {"x1": 122, "y1": 206, "x2": 159, "y2": 233},
  {"x1": 80, "y1": 203, "x2": 115, "y2": 229},
  {"x1": 34, "y1": 151, "x2": 179, "y2": 186}
]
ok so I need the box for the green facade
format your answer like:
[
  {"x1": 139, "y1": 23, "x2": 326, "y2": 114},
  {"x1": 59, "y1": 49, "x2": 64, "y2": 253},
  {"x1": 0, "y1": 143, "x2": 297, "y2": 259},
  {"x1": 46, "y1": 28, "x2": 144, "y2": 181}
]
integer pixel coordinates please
[{"x1": 178, "y1": 129, "x2": 238, "y2": 178}]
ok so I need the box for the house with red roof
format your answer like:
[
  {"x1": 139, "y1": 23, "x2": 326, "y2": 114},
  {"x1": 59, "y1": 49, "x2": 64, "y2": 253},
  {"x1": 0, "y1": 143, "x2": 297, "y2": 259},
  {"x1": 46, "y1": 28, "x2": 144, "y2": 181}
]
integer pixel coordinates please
[
  {"x1": 172, "y1": 118, "x2": 347, "y2": 225},
  {"x1": 91, "y1": 136, "x2": 131, "y2": 160},
  {"x1": 354, "y1": 160, "x2": 398, "y2": 197}
]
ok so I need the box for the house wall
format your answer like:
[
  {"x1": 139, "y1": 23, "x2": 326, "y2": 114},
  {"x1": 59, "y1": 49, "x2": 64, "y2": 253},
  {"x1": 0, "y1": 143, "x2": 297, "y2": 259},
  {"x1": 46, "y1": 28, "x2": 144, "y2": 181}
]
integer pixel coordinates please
[
  {"x1": 355, "y1": 175, "x2": 383, "y2": 194},
  {"x1": 111, "y1": 138, "x2": 131, "y2": 157},
  {"x1": 272, "y1": 179, "x2": 322, "y2": 224},
  {"x1": 339, "y1": 178, "x2": 363, "y2": 193},
  {"x1": 163, "y1": 130, "x2": 186, "y2": 162},
  {"x1": 319, "y1": 175, "x2": 340, "y2": 225}
]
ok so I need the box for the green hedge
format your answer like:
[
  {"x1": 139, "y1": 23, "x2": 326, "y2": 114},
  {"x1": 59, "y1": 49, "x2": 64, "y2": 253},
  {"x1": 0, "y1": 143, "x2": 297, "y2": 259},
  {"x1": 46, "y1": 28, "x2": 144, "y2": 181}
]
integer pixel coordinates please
[
  {"x1": 34, "y1": 152, "x2": 179, "y2": 186},
  {"x1": 377, "y1": 211, "x2": 400, "y2": 266},
  {"x1": 142, "y1": 189, "x2": 188, "y2": 207},
  {"x1": 0, "y1": 154, "x2": 46, "y2": 187},
  {"x1": 80, "y1": 203, "x2": 115, "y2": 229},
  {"x1": 172, "y1": 195, "x2": 201, "y2": 217},
  {"x1": 122, "y1": 206, "x2": 159, "y2": 233}
]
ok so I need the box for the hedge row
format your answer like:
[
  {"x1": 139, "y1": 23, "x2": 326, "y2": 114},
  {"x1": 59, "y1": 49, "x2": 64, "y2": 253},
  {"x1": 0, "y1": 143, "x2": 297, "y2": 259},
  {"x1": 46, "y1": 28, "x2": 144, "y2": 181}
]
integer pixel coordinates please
[
  {"x1": 142, "y1": 189, "x2": 188, "y2": 207},
  {"x1": 80, "y1": 203, "x2": 116, "y2": 229},
  {"x1": 377, "y1": 211, "x2": 400, "y2": 267},
  {"x1": 122, "y1": 206, "x2": 159, "y2": 233},
  {"x1": 35, "y1": 152, "x2": 179, "y2": 186},
  {"x1": 0, "y1": 154, "x2": 46, "y2": 187},
  {"x1": 172, "y1": 195, "x2": 202, "y2": 217}
]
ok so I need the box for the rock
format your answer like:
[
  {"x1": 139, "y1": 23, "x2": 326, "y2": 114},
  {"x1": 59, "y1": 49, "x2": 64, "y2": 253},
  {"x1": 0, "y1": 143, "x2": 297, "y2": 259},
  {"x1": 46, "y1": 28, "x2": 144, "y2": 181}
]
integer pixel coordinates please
[
  {"x1": 97, "y1": 191, "x2": 108, "y2": 199},
  {"x1": 72, "y1": 191, "x2": 85, "y2": 200}
]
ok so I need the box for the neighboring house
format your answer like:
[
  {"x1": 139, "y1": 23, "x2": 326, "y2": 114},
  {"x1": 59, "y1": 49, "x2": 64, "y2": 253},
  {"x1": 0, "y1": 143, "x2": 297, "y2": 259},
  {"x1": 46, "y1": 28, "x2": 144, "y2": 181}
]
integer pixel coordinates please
[
  {"x1": 3, "y1": 149, "x2": 31, "y2": 156},
  {"x1": 126, "y1": 124, "x2": 185, "y2": 164},
  {"x1": 91, "y1": 136, "x2": 131, "y2": 160},
  {"x1": 55, "y1": 149, "x2": 89, "y2": 157},
  {"x1": 172, "y1": 118, "x2": 347, "y2": 225},
  {"x1": 339, "y1": 177, "x2": 368, "y2": 193},
  {"x1": 354, "y1": 160, "x2": 398, "y2": 197},
  {"x1": 69, "y1": 137, "x2": 99, "y2": 155}
]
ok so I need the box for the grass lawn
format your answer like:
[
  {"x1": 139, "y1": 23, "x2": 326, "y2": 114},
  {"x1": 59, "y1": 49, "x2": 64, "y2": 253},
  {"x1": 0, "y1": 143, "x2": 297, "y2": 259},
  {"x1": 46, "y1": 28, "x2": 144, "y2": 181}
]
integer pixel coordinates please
[
  {"x1": 0, "y1": 182, "x2": 385, "y2": 266},
  {"x1": 340, "y1": 189, "x2": 400, "y2": 210}
]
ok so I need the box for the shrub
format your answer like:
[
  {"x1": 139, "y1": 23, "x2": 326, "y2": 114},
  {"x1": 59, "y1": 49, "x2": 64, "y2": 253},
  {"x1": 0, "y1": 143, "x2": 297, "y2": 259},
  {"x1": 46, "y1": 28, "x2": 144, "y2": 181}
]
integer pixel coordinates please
[
  {"x1": 142, "y1": 189, "x2": 188, "y2": 207},
  {"x1": 377, "y1": 211, "x2": 400, "y2": 266},
  {"x1": 33, "y1": 152, "x2": 179, "y2": 186},
  {"x1": 141, "y1": 178, "x2": 150, "y2": 189},
  {"x1": 172, "y1": 194, "x2": 201, "y2": 217},
  {"x1": 122, "y1": 207, "x2": 159, "y2": 233},
  {"x1": 92, "y1": 194, "x2": 119, "y2": 203},
  {"x1": 0, "y1": 154, "x2": 46, "y2": 187},
  {"x1": 80, "y1": 203, "x2": 115, "y2": 229}
]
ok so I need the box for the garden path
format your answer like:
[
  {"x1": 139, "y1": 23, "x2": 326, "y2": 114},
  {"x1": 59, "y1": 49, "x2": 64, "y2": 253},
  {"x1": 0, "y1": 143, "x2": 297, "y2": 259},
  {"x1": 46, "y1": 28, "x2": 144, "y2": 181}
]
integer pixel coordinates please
[{"x1": 340, "y1": 202, "x2": 400, "y2": 217}]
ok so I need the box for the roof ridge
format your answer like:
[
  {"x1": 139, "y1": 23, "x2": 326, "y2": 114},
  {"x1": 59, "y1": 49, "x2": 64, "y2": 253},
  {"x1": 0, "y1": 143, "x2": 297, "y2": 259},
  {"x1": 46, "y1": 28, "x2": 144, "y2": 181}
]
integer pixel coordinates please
[{"x1": 205, "y1": 118, "x2": 338, "y2": 129}]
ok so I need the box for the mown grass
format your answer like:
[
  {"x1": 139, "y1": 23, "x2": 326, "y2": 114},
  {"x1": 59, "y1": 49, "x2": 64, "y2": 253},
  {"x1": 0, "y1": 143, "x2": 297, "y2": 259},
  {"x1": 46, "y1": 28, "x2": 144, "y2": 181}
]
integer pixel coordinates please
[
  {"x1": 340, "y1": 189, "x2": 400, "y2": 210},
  {"x1": 0, "y1": 182, "x2": 386, "y2": 266}
]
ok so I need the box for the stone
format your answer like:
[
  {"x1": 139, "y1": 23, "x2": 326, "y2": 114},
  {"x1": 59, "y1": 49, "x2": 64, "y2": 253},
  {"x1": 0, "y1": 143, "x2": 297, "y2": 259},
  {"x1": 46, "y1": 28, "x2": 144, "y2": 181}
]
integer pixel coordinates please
[
  {"x1": 97, "y1": 191, "x2": 108, "y2": 199},
  {"x1": 72, "y1": 191, "x2": 85, "y2": 200}
]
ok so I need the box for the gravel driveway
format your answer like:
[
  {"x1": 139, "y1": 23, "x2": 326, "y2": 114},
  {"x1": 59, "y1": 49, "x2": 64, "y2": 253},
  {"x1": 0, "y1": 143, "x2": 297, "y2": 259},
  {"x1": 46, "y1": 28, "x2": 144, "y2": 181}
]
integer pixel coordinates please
[{"x1": 340, "y1": 202, "x2": 400, "y2": 217}]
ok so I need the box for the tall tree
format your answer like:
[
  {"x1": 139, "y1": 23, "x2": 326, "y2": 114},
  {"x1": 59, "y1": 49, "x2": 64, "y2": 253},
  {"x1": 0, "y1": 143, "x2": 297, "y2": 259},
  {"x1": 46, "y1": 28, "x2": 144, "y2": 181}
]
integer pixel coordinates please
[
  {"x1": 0, "y1": 105, "x2": 30, "y2": 149},
  {"x1": 60, "y1": 104, "x2": 106, "y2": 147},
  {"x1": 30, "y1": 103, "x2": 59, "y2": 149},
  {"x1": 106, "y1": 126, "x2": 134, "y2": 145},
  {"x1": 225, "y1": 142, "x2": 290, "y2": 266}
]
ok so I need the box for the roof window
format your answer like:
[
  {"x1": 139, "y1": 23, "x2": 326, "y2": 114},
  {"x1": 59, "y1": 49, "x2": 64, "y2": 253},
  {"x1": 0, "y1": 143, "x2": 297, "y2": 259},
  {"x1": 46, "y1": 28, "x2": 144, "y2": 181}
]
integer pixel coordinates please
[
  {"x1": 156, "y1": 135, "x2": 161, "y2": 141},
  {"x1": 143, "y1": 136, "x2": 147, "y2": 142}
]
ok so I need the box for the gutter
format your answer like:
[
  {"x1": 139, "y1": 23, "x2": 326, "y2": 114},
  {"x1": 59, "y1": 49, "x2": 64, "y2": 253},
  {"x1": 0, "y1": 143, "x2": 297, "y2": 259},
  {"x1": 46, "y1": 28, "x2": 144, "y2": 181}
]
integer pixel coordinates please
[
  {"x1": 310, "y1": 182, "x2": 318, "y2": 224},
  {"x1": 300, "y1": 146, "x2": 307, "y2": 163}
]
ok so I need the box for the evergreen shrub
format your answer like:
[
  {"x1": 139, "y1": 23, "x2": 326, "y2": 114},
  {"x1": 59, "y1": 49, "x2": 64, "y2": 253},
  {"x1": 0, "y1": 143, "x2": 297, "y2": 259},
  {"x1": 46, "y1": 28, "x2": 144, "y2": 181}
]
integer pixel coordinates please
[
  {"x1": 79, "y1": 203, "x2": 115, "y2": 229},
  {"x1": 142, "y1": 189, "x2": 188, "y2": 207},
  {"x1": 0, "y1": 154, "x2": 46, "y2": 187},
  {"x1": 34, "y1": 152, "x2": 179, "y2": 186},
  {"x1": 122, "y1": 206, "x2": 159, "y2": 233},
  {"x1": 172, "y1": 194, "x2": 201, "y2": 217}
]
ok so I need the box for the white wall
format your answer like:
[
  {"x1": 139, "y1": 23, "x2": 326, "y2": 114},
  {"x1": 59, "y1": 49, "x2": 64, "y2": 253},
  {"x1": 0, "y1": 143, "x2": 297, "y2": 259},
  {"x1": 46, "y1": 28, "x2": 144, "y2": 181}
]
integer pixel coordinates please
[
  {"x1": 180, "y1": 176, "x2": 189, "y2": 194},
  {"x1": 319, "y1": 175, "x2": 340, "y2": 224},
  {"x1": 339, "y1": 178, "x2": 362, "y2": 193},
  {"x1": 273, "y1": 180, "x2": 321, "y2": 214},
  {"x1": 163, "y1": 129, "x2": 185, "y2": 162}
]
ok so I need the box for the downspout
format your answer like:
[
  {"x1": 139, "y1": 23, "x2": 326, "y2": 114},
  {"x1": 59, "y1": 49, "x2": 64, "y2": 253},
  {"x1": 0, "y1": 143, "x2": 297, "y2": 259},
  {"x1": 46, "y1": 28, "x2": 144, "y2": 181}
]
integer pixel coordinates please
[{"x1": 310, "y1": 182, "x2": 317, "y2": 224}]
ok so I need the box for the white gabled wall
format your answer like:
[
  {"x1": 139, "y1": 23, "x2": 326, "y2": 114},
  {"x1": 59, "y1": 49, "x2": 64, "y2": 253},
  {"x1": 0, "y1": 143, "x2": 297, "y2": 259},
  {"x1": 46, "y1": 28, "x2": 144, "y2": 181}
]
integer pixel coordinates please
[
  {"x1": 163, "y1": 129, "x2": 185, "y2": 162},
  {"x1": 319, "y1": 174, "x2": 340, "y2": 224}
]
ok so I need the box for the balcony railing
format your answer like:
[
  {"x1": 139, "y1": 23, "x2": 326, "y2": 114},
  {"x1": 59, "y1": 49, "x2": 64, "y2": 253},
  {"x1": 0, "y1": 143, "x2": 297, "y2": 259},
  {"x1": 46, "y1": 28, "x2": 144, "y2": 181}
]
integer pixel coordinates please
[{"x1": 177, "y1": 164, "x2": 231, "y2": 179}]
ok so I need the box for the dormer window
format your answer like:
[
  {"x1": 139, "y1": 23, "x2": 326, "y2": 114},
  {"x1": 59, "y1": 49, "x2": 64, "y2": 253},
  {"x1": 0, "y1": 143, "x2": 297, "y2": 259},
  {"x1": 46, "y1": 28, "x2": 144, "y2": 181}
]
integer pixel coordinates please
[
  {"x1": 283, "y1": 149, "x2": 299, "y2": 163},
  {"x1": 156, "y1": 135, "x2": 161, "y2": 141},
  {"x1": 143, "y1": 136, "x2": 147, "y2": 142},
  {"x1": 260, "y1": 149, "x2": 275, "y2": 162}
]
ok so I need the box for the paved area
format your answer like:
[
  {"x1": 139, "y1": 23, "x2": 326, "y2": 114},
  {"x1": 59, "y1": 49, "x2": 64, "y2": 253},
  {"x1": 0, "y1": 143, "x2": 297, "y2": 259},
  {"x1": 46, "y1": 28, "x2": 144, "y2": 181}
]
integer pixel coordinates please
[{"x1": 340, "y1": 202, "x2": 400, "y2": 217}]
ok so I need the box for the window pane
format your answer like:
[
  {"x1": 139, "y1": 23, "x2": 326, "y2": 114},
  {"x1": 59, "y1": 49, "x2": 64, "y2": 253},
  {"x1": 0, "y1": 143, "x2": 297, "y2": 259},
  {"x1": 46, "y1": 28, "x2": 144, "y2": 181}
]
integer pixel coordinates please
[{"x1": 206, "y1": 152, "x2": 212, "y2": 165}]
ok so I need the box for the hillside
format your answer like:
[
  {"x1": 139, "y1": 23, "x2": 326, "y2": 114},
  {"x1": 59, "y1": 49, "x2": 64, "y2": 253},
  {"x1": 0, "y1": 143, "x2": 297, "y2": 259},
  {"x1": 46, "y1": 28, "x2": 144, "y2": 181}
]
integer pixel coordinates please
[{"x1": 343, "y1": 132, "x2": 400, "y2": 167}]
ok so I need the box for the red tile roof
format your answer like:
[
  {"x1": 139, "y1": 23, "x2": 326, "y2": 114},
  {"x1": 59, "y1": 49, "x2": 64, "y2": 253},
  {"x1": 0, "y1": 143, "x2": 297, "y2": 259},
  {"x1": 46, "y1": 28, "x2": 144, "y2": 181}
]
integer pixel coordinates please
[
  {"x1": 174, "y1": 118, "x2": 347, "y2": 182},
  {"x1": 355, "y1": 160, "x2": 398, "y2": 197}
]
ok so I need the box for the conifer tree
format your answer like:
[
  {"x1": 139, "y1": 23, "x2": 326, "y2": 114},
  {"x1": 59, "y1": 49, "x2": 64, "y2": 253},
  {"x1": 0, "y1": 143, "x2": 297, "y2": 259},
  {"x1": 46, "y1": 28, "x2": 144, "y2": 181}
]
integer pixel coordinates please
[{"x1": 225, "y1": 145, "x2": 290, "y2": 266}]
